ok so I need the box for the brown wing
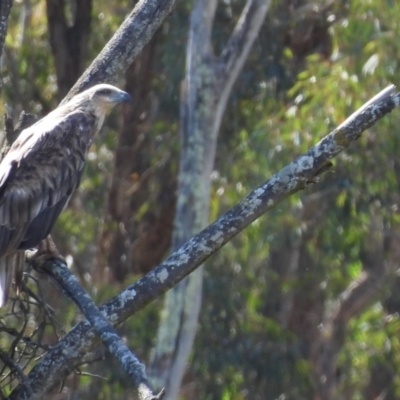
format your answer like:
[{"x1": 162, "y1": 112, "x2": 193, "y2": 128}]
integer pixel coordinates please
[{"x1": 0, "y1": 109, "x2": 96, "y2": 256}]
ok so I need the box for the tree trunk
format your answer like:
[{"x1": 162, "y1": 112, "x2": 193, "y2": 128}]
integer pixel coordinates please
[
  {"x1": 95, "y1": 31, "x2": 176, "y2": 283},
  {"x1": 149, "y1": 0, "x2": 272, "y2": 397},
  {"x1": 46, "y1": 0, "x2": 92, "y2": 99}
]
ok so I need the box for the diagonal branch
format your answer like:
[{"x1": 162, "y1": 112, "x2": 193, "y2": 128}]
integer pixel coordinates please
[
  {"x1": 61, "y1": 0, "x2": 176, "y2": 104},
  {"x1": 28, "y1": 237, "x2": 164, "y2": 400},
  {"x1": 10, "y1": 86, "x2": 399, "y2": 400},
  {"x1": 210, "y1": 0, "x2": 271, "y2": 167}
]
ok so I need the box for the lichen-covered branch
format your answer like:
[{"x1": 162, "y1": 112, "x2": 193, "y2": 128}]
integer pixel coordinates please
[
  {"x1": 29, "y1": 253, "x2": 164, "y2": 400},
  {"x1": 10, "y1": 86, "x2": 399, "y2": 400}
]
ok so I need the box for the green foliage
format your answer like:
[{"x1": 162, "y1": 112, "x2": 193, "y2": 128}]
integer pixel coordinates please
[{"x1": 193, "y1": 1, "x2": 400, "y2": 399}]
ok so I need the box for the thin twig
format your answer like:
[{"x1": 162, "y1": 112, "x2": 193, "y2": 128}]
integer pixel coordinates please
[{"x1": 0, "y1": 349, "x2": 33, "y2": 398}]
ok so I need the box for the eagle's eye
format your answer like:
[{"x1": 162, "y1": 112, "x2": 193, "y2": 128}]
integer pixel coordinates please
[{"x1": 98, "y1": 88, "x2": 112, "y2": 96}]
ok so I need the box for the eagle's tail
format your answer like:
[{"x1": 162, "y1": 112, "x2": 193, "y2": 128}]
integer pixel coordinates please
[{"x1": 0, "y1": 252, "x2": 24, "y2": 307}]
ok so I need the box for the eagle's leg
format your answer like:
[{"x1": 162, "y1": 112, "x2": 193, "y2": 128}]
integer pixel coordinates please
[{"x1": 28, "y1": 236, "x2": 74, "y2": 301}]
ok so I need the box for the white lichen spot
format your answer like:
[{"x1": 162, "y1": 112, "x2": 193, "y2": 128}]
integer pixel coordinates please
[
  {"x1": 174, "y1": 248, "x2": 190, "y2": 266},
  {"x1": 109, "y1": 313, "x2": 118, "y2": 323},
  {"x1": 313, "y1": 142, "x2": 324, "y2": 158},
  {"x1": 196, "y1": 240, "x2": 210, "y2": 253},
  {"x1": 210, "y1": 230, "x2": 224, "y2": 244},
  {"x1": 298, "y1": 155, "x2": 313, "y2": 171},
  {"x1": 393, "y1": 94, "x2": 400, "y2": 107},
  {"x1": 156, "y1": 268, "x2": 169, "y2": 283},
  {"x1": 119, "y1": 289, "x2": 137, "y2": 305},
  {"x1": 279, "y1": 166, "x2": 292, "y2": 183},
  {"x1": 371, "y1": 103, "x2": 381, "y2": 117},
  {"x1": 269, "y1": 175, "x2": 278, "y2": 185},
  {"x1": 253, "y1": 187, "x2": 264, "y2": 197},
  {"x1": 267, "y1": 199, "x2": 274, "y2": 207},
  {"x1": 247, "y1": 195, "x2": 262, "y2": 209}
]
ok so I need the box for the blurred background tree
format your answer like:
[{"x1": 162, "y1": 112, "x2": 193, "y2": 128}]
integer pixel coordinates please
[{"x1": 2, "y1": 0, "x2": 400, "y2": 399}]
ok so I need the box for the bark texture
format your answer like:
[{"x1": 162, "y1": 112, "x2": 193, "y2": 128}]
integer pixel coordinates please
[
  {"x1": 148, "y1": 1, "x2": 272, "y2": 398},
  {"x1": 28, "y1": 248, "x2": 162, "y2": 400}
]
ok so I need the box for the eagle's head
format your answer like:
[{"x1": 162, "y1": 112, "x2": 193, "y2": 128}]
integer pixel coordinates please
[
  {"x1": 66, "y1": 83, "x2": 131, "y2": 118},
  {"x1": 90, "y1": 84, "x2": 131, "y2": 104},
  {"x1": 89, "y1": 84, "x2": 132, "y2": 114}
]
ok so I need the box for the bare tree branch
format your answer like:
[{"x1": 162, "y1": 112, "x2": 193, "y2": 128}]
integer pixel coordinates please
[
  {"x1": 10, "y1": 85, "x2": 399, "y2": 400},
  {"x1": 219, "y1": 0, "x2": 271, "y2": 91},
  {"x1": 207, "y1": 0, "x2": 272, "y2": 177},
  {"x1": 61, "y1": 0, "x2": 176, "y2": 104},
  {"x1": 28, "y1": 237, "x2": 164, "y2": 400}
]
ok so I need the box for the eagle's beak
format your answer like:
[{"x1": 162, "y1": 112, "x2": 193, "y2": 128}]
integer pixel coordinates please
[{"x1": 116, "y1": 91, "x2": 132, "y2": 103}]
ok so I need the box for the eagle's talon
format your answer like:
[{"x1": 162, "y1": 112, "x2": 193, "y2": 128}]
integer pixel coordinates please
[{"x1": 33, "y1": 236, "x2": 65, "y2": 268}]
